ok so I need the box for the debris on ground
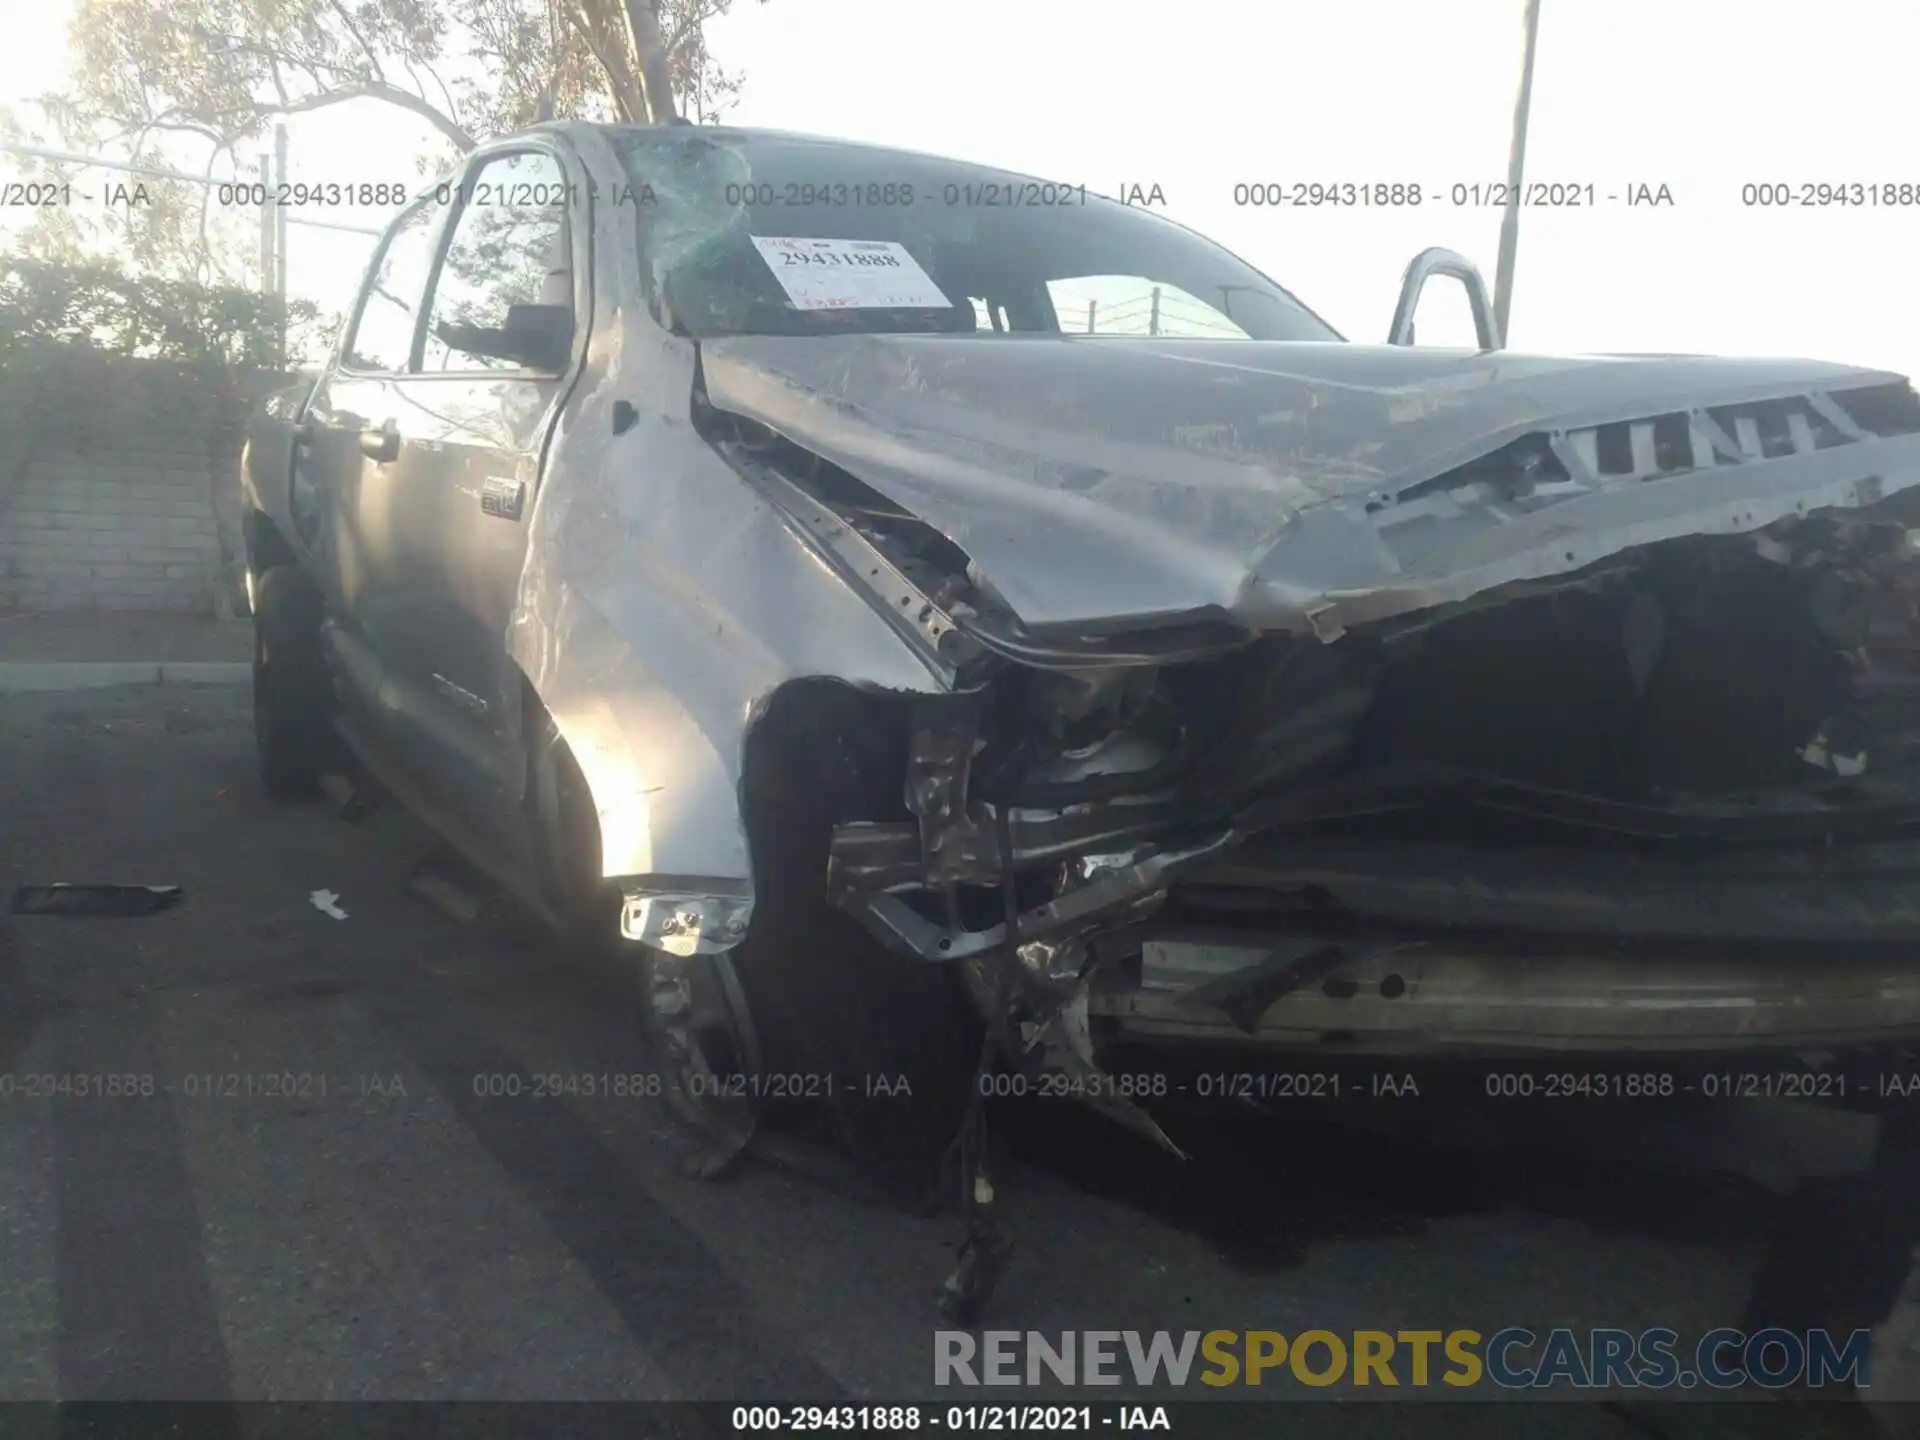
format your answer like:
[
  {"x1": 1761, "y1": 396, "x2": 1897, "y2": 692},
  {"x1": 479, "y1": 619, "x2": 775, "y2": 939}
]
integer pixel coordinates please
[
  {"x1": 11, "y1": 884, "x2": 184, "y2": 916},
  {"x1": 309, "y1": 889, "x2": 350, "y2": 920}
]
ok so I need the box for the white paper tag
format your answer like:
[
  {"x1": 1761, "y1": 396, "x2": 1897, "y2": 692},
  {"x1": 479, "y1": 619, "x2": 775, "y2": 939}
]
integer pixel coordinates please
[{"x1": 749, "y1": 237, "x2": 952, "y2": 311}]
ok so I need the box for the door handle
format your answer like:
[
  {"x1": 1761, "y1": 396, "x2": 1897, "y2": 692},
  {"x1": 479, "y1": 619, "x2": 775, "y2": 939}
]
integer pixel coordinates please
[
  {"x1": 480, "y1": 477, "x2": 526, "y2": 521},
  {"x1": 358, "y1": 424, "x2": 400, "y2": 463}
]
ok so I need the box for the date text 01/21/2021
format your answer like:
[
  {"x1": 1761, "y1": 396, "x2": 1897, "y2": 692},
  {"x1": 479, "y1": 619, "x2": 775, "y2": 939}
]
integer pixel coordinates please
[
  {"x1": 1228, "y1": 182, "x2": 1676, "y2": 208},
  {"x1": 982, "y1": 1068, "x2": 1920, "y2": 1102},
  {"x1": 731, "y1": 1405, "x2": 1169, "y2": 1433},
  {"x1": 1483, "y1": 1070, "x2": 1920, "y2": 1100},
  {"x1": 0, "y1": 1073, "x2": 409, "y2": 1100}
]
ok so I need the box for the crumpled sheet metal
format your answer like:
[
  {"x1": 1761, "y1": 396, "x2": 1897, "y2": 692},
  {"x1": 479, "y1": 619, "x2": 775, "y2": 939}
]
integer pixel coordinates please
[
  {"x1": 505, "y1": 125, "x2": 948, "y2": 890},
  {"x1": 499, "y1": 122, "x2": 1920, "y2": 910},
  {"x1": 701, "y1": 332, "x2": 1919, "y2": 634}
]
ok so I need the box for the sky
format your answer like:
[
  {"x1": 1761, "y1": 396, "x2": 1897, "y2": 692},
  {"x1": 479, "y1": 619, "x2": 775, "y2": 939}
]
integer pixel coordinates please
[{"x1": 3, "y1": 0, "x2": 1919, "y2": 371}]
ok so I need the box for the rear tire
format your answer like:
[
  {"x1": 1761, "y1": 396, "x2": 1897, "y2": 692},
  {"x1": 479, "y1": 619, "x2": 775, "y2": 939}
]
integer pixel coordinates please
[{"x1": 251, "y1": 566, "x2": 335, "y2": 799}]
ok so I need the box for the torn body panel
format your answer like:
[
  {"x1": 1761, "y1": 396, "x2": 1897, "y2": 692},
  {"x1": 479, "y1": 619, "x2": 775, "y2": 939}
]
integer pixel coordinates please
[
  {"x1": 689, "y1": 314, "x2": 1920, "y2": 1066},
  {"x1": 700, "y1": 333, "x2": 1920, "y2": 638},
  {"x1": 240, "y1": 119, "x2": 1920, "y2": 1326},
  {"x1": 236, "y1": 120, "x2": 1920, "y2": 1329},
  {"x1": 503, "y1": 126, "x2": 953, "y2": 939},
  {"x1": 243, "y1": 117, "x2": 1920, "y2": 1087},
  {"x1": 820, "y1": 485, "x2": 1920, "y2": 1069}
]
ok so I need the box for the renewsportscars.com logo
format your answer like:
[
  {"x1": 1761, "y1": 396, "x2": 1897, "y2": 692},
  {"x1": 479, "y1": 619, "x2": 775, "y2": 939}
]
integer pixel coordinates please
[{"x1": 934, "y1": 1328, "x2": 1873, "y2": 1390}]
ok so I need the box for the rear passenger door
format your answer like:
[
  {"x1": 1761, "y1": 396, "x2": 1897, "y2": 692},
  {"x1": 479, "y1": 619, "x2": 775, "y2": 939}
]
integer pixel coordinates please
[
  {"x1": 297, "y1": 196, "x2": 449, "y2": 753},
  {"x1": 390, "y1": 145, "x2": 587, "y2": 833}
]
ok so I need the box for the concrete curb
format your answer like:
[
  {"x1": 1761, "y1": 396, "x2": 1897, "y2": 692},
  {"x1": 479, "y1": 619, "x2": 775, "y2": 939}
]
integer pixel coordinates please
[{"x1": 0, "y1": 661, "x2": 251, "y2": 692}]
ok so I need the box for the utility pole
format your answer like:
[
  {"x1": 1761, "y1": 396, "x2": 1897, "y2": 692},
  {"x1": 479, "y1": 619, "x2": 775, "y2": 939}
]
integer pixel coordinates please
[
  {"x1": 273, "y1": 123, "x2": 290, "y2": 369},
  {"x1": 1492, "y1": 0, "x2": 1543, "y2": 348},
  {"x1": 273, "y1": 124, "x2": 289, "y2": 300},
  {"x1": 257, "y1": 144, "x2": 274, "y2": 298}
]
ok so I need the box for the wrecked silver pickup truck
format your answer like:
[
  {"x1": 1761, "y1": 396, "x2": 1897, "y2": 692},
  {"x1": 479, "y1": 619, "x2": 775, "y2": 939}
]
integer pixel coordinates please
[{"x1": 244, "y1": 118, "x2": 1920, "y2": 1309}]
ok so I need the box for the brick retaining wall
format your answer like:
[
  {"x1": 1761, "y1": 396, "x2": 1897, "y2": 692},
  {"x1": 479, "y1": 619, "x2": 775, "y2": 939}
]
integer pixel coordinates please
[{"x1": 0, "y1": 351, "x2": 292, "y2": 615}]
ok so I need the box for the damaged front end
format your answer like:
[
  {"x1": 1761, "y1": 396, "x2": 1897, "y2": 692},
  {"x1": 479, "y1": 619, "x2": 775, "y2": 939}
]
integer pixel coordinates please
[
  {"x1": 697, "y1": 378, "x2": 1920, "y2": 1128},
  {"x1": 686, "y1": 362, "x2": 1920, "y2": 1319}
]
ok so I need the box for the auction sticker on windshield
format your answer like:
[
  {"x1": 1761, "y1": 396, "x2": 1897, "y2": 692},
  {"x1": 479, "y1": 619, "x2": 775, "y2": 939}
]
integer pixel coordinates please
[{"x1": 750, "y1": 236, "x2": 952, "y2": 310}]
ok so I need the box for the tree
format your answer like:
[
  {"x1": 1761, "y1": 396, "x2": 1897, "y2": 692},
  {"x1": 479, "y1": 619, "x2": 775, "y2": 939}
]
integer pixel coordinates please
[
  {"x1": 0, "y1": 257, "x2": 314, "y2": 369},
  {"x1": 4, "y1": 0, "x2": 764, "y2": 301},
  {"x1": 48, "y1": 0, "x2": 759, "y2": 160}
]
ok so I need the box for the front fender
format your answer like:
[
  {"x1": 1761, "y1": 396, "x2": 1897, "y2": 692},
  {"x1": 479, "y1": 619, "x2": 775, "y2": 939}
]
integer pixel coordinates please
[
  {"x1": 509, "y1": 320, "x2": 949, "y2": 951},
  {"x1": 240, "y1": 377, "x2": 320, "y2": 527}
]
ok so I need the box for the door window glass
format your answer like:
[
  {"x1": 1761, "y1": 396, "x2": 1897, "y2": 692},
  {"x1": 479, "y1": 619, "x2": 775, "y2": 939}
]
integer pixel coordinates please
[
  {"x1": 342, "y1": 200, "x2": 440, "y2": 372},
  {"x1": 421, "y1": 151, "x2": 573, "y2": 373}
]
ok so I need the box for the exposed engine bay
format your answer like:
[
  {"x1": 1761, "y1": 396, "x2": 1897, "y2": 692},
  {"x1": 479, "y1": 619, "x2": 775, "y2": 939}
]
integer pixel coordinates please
[
  {"x1": 698, "y1": 388, "x2": 1920, "y2": 1126},
  {"x1": 675, "y1": 328, "x2": 1920, "y2": 1320}
]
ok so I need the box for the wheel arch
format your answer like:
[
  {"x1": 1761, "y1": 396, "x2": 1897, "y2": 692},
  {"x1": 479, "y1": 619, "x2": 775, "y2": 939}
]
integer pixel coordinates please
[
  {"x1": 242, "y1": 505, "x2": 300, "y2": 579},
  {"x1": 515, "y1": 641, "x2": 925, "y2": 950}
]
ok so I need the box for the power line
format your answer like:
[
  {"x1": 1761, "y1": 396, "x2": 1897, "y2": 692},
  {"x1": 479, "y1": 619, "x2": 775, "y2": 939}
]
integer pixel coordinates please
[
  {"x1": 0, "y1": 140, "x2": 388, "y2": 236},
  {"x1": 1053, "y1": 289, "x2": 1249, "y2": 338}
]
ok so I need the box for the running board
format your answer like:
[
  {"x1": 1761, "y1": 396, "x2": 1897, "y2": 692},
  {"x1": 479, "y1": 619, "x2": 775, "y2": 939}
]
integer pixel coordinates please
[{"x1": 333, "y1": 715, "x2": 567, "y2": 935}]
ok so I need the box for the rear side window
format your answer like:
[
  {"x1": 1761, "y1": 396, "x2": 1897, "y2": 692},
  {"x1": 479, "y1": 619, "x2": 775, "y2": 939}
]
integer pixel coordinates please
[{"x1": 343, "y1": 200, "x2": 440, "y2": 373}]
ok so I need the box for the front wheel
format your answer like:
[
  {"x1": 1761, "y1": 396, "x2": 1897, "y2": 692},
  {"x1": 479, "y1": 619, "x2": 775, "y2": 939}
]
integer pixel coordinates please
[
  {"x1": 642, "y1": 947, "x2": 764, "y2": 1174},
  {"x1": 530, "y1": 685, "x2": 979, "y2": 1202},
  {"x1": 721, "y1": 684, "x2": 981, "y2": 1208},
  {"x1": 527, "y1": 701, "x2": 763, "y2": 1168}
]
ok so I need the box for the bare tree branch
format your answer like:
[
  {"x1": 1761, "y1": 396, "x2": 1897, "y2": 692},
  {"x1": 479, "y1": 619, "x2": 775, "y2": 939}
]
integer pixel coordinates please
[
  {"x1": 416, "y1": 57, "x2": 461, "y2": 122},
  {"x1": 327, "y1": 0, "x2": 387, "y2": 82},
  {"x1": 622, "y1": 0, "x2": 678, "y2": 121},
  {"x1": 262, "y1": 81, "x2": 480, "y2": 150},
  {"x1": 399, "y1": 57, "x2": 431, "y2": 104},
  {"x1": 195, "y1": 32, "x2": 363, "y2": 88},
  {"x1": 566, "y1": 2, "x2": 643, "y2": 122},
  {"x1": 662, "y1": 1, "x2": 727, "y2": 57},
  {"x1": 129, "y1": 116, "x2": 234, "y2": 152},
  {"x1": 27, "y1": 0, "x2": 758, "y2": 299}
]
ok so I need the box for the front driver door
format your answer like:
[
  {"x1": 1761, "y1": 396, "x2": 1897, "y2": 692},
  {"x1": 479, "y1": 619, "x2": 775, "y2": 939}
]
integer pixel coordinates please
[{"x1": 387, "y1": 145, "x2": 586, "y2": 836}]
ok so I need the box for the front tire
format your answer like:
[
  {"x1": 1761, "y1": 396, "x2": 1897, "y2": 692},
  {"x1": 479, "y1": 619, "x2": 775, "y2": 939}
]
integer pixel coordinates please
[
  {"x1": 530, "y1": 685, "x2": 980, "y2": 1204},
  {"x1": 526, "y1": 700, "x2": 761, "y2": 1168},
  {"x1": 725, "y1": 684, "x2": 981, "y2": 1208},
  {"x1": 251, "y1": 566, "x2": 335, "y2": 798}
]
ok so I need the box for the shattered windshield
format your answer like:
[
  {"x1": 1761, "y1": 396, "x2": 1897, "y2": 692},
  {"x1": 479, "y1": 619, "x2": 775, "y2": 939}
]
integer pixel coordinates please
[{"x1": 606, "y1": 129, "x2": 1341, "y2": 342}]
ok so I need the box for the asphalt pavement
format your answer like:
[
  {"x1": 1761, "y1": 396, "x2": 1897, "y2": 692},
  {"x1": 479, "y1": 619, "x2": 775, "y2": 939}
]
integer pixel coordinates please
[{"x1": 0, "y1": 681, "x2": 1911, "y2": 1437}]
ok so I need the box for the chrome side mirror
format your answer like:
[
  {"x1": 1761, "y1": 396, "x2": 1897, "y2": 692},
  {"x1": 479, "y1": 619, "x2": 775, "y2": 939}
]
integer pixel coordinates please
[{"x1": 1388, "y1": 247, "x2": 1502, "y2": 351}]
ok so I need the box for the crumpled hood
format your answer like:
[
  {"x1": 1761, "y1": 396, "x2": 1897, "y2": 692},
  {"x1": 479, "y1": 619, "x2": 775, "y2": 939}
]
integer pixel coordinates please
[{"x1": 700, "y1": 333, "x2": 1918, "y2": 634}]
